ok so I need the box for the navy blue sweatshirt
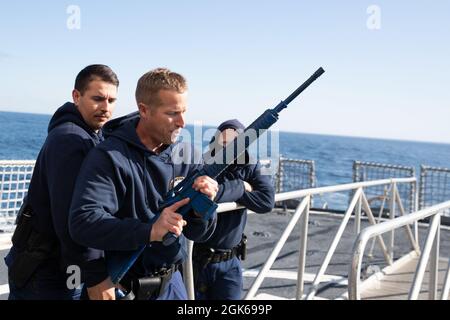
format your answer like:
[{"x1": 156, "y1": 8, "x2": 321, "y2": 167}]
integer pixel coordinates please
[
  {"x1": 24, "y1": 102, "x2": 107, "y2": 286},
  {"x1": 202, "y1": 162, "x2": 275, "y2": 250},
  {"x1": 69, "y1": 113, "x2": 217, "y2": 277}
]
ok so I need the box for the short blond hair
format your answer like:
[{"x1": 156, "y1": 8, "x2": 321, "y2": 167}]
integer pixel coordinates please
[{"x1": 135, "y1": 68, "x2": 187, "y2": 107}]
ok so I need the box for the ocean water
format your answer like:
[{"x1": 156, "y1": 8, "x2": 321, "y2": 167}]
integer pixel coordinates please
[
  {"x1": 279, "y1": 131, "x2": 450, "y2": 186},
  {"x1": 1, "y1": 111, "x2": 450, "y2": 209},
  {"x1": 0, "y1": 111, "x2": 49, "y2": 160}
]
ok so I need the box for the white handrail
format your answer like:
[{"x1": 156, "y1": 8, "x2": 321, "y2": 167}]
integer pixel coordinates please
[
  {"x1": 348, "y1": 200, "x2": 450, "y2": 300},
  {"x1": 215, "y1": 177, "x2": 416, "y2": 213},
  {"x1": 185, "y1": 177, "x2": 418, "y2": 300},
  {"x1": 0, "y1": 160, "x2": 36, "y2": 166}
]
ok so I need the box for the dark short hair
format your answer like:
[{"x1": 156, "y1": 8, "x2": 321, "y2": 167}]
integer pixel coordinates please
[{"x1": 74, "y1": 64, "x2": 119, "y2": 94}]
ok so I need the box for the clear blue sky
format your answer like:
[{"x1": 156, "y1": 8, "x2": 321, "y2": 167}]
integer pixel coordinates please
[{"x1": 1, "y1": 1, "x2": 449, "y2": 143}]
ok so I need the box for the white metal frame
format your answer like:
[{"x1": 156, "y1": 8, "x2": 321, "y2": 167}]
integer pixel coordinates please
[
  {"x1": 349, "y1": 200, "x2": 450, "y2": 300},
  {"x1": 184, "y1": 177, "x2": 418, "y2": 300},
  {"x1": 2, "y1": 160, "x2": 448, "y2": 299}
]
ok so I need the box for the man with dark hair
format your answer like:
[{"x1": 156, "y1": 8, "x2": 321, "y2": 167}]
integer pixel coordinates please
[
  {"x1": 193, "y1": 119, "x2": 275, "y2": 300},
  {"x1": 68, "y1": 68, "x2": 218, "y2": 300},
  {"x1": 5, "y1": 64, "x2": 119, "y2": 300}
]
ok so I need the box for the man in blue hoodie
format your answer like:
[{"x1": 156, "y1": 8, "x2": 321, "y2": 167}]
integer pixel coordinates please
[
  {"x1": 193, "y1": 119, "x2": 275, "y2": 300},
  {"x1": 69, "y1": 68, "x2": 219, "y2": 300},
  {"x1": 5, "y1": 64, "x2": 119, "y2": 300}
]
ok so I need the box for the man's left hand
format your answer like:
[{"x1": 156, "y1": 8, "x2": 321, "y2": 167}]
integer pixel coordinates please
[{"x1": 193, "y1": 176, "x2": 218, "y2": 200}]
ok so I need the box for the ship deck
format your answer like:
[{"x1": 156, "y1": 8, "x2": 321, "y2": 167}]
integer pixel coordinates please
[{"x1": 2, "y1": 208, "x2": 449, "y2": 300}]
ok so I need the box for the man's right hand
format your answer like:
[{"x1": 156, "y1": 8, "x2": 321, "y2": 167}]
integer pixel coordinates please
[
  {"x1": 87, "y1": 277, "x2": 116, "y2": 300},
  {"x1": 150, "y1": 198, "x2": 189, "y2": 242}
]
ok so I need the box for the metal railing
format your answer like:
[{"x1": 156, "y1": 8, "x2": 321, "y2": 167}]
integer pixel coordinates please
[
  {"x1": 184, "y1": 177, "x2": 417, "y2": 300},
  {"x1": 419, "y1": 165, "x2": 450, "y2": 217},
  {"x1": 0, "y1": 158, "x2": 315, "y2": 232},
  {"x1": 276, "y1": 157, "x2": 315, "y2": 209},
  {"x1": 353, "y1": 161, "x2": 416, "y2": 214},
  {"x1": 348, "y1": 200, "x2": 450, "y2": 300},
  {"x1": 0, "y1": 160, "x2": 35, "y2": 232},
  {"x1": 2, "y1": 159, "x2": 448, "y2": 299},
  {"x1": 276, "y1": 157, "x2": 315, "y2": 193}
]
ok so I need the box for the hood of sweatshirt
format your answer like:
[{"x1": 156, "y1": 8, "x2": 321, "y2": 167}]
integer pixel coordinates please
[
  {"x1": 48, "y1": 102, "x2": 99, "y2": 137},
  {"x1": 103, "y1": 111, "x2": 177, "y2": 163}
]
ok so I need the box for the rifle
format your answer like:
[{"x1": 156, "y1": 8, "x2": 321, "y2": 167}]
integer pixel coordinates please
[{"x1": 107, "y1": 67, "x2": 325, "y2": 284}]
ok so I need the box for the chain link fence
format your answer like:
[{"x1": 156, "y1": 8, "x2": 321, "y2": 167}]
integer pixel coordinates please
[
  {"x1": 352, "y1": 161, "x2": 416, "y2": 215},
  {"x1": 0, "y1": 160, "x2": 35, "y2": 232},
  {"x1": 258, "y1": 157, "x2": 316, "y2": 194},
  {"x1": 419, "y1": 165, "x2": 450, "y2": 217},
  {"x1": 271, "y1": 157, "x2": 315, "y2": 209}
]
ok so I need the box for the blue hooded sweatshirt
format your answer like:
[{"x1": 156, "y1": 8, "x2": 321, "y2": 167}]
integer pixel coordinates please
[
  {"x1": 200, "y1": 119, "x2": 275, "y2": 250},
  {"x1": 14, "y1": 102, "x2": 107, "y2": 286},
  {"x1": 69, "y1": 113, "x2": 217, "y2": 277}
]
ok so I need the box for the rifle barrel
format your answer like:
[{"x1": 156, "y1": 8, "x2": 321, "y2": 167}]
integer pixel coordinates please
[{"x1": 275, "y1": 67, "x2": 325, "y2": 113}]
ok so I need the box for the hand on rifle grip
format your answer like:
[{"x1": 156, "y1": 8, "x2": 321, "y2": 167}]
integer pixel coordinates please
[{"x1": 151, "y1": 198, "x2": 189, "y2": 244}]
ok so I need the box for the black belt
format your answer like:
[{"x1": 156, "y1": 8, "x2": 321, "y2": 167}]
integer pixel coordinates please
[
  {"x1": 211, "y1": 248, "x2": 238, "y2": 263},
  {"x1": 148, "y1": 264, "x2": 180, "y2": 277},
  {"x1": 194, "y1": 234, "x2": 247, "y2": 266},
  {"x1": 119, "y1": 264, "x2": 180, "y2": 300},
  {"x1": 195, "y1": 247, "x2": 238, "y2": 264}
]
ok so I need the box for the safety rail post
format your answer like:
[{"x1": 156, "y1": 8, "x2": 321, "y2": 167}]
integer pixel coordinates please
[
  {"x1": 429, "y1": 217, "x2": 440, "y2": 300},
  {"x1": 408, "y1": 166, "x2": 416, "y2": 216},
  {"x1": 245, "y1": 196, "x2": 310, "y2": 300},
  {"x1": 309, "y1": 161, "x2": 316, "y2": 208},
  {"x1": 389, "y1": 182, "x2": 397, "y2": 259},
  {"x1": 418, "y1": 165, "x2": 426, "y2": 210},
  {"x1": 306, "y1": 188, "x2": 362, "y2": 300},
  {"x1": 368, "y1": 184, "x2": 390, "y2": 259},
  {"x1": 414, "y1": 177, "x2": 420, "y2": 247},
  {"x1": 409, "y1": 213, "x2": 441, "y2": 300},
  {"x1": 360, "y1": 192, "x2": 392, "y2": 265},
  {"x1": 394, "y1": 186, "x2": 420, "y2": 253},
  {"x1": 348, "y1": 234, "x2": 368, "y2": 300},
  {"x1": 354, "y1": 192, "x2": 362, "y2": 234},
  {"x1": 441, "y1": 261, "x2": 450, "y2": 300},
  {"x1": 183, "y1": 240, "x2": 195, "y2": 300},
  {"x1": 296, "y1": 199, "x2": 310, "y2": 299},
  {"x1": 276, "y1": 155, "x2": 283, "y2": 194}
]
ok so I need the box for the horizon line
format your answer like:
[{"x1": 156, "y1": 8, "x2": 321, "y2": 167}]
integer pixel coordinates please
[{"x1": 0, "y1": 108, "x2": 449, "y2": 146}]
